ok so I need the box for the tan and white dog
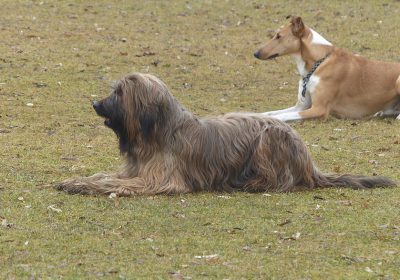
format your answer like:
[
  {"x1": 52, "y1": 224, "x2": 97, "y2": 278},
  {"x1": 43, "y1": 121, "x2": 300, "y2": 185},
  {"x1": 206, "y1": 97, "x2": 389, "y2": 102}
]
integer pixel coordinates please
[{"x1": 254, "y1": 16, "x2": 400, "y2": 121}]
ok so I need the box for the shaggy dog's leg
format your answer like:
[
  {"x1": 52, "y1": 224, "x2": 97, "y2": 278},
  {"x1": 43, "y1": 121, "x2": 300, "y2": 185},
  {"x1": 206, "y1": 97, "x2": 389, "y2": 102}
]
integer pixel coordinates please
[
  {"x1": 57, "y1": 173, "x2": 151, "y2": 196},
  {"x1": 57, "y1": 172, "x2": 188, "y2": 196}
]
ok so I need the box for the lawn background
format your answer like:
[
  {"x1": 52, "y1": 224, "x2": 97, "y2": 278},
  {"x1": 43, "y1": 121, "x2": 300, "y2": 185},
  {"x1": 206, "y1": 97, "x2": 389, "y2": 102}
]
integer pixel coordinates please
[{"x1": 0, "y1": 0, "x2": 399, "y2": 279}]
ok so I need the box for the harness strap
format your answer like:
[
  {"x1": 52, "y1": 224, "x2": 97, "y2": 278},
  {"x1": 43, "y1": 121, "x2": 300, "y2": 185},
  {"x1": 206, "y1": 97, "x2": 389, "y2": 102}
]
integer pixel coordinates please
[{"x1": 301, "y1": 54, "x2": 330, "y2": 97}]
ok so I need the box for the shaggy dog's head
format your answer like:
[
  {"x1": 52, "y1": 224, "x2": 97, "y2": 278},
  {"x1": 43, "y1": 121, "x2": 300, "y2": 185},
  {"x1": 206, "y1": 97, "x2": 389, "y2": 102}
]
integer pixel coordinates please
[{"x1": 93, "y1": 73, "x2": 171, "y2": 153}]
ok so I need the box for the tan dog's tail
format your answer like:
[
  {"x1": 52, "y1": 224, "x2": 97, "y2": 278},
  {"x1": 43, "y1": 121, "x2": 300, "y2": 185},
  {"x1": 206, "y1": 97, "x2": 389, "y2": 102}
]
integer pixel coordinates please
[{"x1": 313, "y1": 170, "x2": 397, "y2": 189}]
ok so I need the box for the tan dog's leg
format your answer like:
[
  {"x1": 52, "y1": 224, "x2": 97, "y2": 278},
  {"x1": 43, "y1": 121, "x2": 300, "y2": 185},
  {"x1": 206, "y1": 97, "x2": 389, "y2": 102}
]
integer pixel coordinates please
[
  {"x1": 262, "y1": 104, "x2": 305, "y2": 116},
  {"x1": 263, "y1": 80, "x2": 312, "y2": 118},
  {"x1": 397, "y1": 76, "x2": 400, "y2": 120},
  {"x1": 298, "y1": 105, "x2": 329, "y2": 119},
  {"x1": 374, "y1": 102, "x2": 400, "y2": 118},
  {"x1": 269, "y1": 84, "x2": 331, "y2": 121},
  {"x1": 375, "y1": 76, "x2": 400, "y2": 119},
  {"x1": 269, "y1": 105, "x2": 329, "y2": 121}
]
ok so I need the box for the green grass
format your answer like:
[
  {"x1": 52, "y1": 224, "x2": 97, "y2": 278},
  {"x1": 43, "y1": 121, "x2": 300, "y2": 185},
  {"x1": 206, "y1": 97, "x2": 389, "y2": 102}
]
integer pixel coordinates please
[{"x1": 1, "y1": 0, "x2": 399, "y2": 279}]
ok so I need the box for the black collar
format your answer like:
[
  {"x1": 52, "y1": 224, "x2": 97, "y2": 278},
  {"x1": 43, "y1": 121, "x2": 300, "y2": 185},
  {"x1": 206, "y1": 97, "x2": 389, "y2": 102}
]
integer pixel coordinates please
[{"x1": 301, "y1": 54, "x2": 330, "y2": 97}]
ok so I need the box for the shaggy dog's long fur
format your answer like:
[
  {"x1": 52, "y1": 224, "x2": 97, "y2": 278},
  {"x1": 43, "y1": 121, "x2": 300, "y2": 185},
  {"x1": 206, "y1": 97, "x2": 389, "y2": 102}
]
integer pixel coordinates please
[{"x1": 56, "y1": 73, "x2": 396, "y2": 196}]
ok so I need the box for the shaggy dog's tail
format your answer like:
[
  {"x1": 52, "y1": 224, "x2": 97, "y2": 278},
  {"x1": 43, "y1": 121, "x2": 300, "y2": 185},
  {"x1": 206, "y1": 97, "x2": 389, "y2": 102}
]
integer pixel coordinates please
[{"x1": 312, "y1": 170, "x2": 397, "y2": 189}]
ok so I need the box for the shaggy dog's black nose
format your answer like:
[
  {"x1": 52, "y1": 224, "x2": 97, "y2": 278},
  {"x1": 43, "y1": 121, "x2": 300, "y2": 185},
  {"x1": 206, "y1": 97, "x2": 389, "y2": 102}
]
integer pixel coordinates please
[
  {"x1": 92, "y1": 101, "x2": 100, "y2": 109},
  {"x1": 254, "y1": 51, "x2": 260, "y2": 59}
]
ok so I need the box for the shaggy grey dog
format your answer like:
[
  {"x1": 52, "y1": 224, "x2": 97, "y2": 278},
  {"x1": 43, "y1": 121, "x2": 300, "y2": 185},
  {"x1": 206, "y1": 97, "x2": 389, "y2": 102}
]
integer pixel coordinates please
[{"x1": 56, "y1": 73, "x2": 396, "y2": 196}]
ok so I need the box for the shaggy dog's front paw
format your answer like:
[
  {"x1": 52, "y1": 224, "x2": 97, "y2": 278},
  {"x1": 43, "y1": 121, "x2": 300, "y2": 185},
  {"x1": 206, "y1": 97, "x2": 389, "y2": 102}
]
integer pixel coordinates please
[{"x1": 55, "y1": 179, "x2": 93, "y2": 195}]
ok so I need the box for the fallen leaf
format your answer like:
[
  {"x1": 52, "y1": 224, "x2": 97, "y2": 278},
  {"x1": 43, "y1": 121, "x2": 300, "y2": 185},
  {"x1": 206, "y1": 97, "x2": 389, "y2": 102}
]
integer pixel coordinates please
[
  {"x1": 242, "y1": 245, "x2": 251, "y2": 251},
  {"x1": 339, "y1": 200, "x2": 352, "y2": 206},
  {"x1": 1, "y1": 219, "x2": 13, "y2": 228},
  {"x1": 189, "y1": 53, "x2": 201, "y2": 57},
  {"x1": 152, "y1": 59, "x2": 161, "y2": 66},
  {"x1": 378, "y1": 224, "x2": 389, "y2": 229},
  {"x1": 182, "y1": 82, "x2": 192, "y2": 89},
  {"x1": 194, "y1": 254, "x2": 219, "y2": 260},
  {"x1": 384, "y1": 250, "x2": 396, "y2": 255},
  {"x1": 292, "y1": 232, "x2": 301, "y2": 240},
  {"x1": 253, "y1": 3, "x2": 266, "y2": 9},
  {"x1": 61, "y1": 156, "x2": 77, "y2": 161},
  {"x1": 47, "y1": 130, "x2": 56, "y2": 136},
  {"x1": 170, "y1": 271, "x2": 183, "y2": 280},
  {"x1": 135, "y1": 51, "x2": 156, "y2": 57},
  {"x1": 333, "y1": 165, "x2": 341, "y2": 173},
  {"x1": 107, "y1": 268, "x2": 118, "y2": 274},
  {"x1": 47, "y1": 205, "x2": 62, "y2": 213},
  {"x1": 33, "y1": 82, "x2": 47, "y2": 88},
  {"x1": 341, "y1": 255, "x2": 367, "y2": 264},
  {"x1": 108, "y1": 193, "x2": 117, "y2": 199},
  {"x1": 278, "y1": 219, "x2": 291, "y2": 226},
  {"x1": 67, "y1": 14, "x2": 78, "y2": 19},
  {"x1": 172, "y1": 212, "x2": 185, "y2": 218},
  {"x1": 280, "y1": 232, "x2": 301, "y2": 241}
]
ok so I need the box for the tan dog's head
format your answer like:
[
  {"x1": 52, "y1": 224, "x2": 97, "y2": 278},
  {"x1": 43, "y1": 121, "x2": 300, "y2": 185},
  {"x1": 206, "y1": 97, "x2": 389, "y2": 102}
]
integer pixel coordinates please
[{"x1": 254, "y1": 16, "x2": 306, "y2": 60}]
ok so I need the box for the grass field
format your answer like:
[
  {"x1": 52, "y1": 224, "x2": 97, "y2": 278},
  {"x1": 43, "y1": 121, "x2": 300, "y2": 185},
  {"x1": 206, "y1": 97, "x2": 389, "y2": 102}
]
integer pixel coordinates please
[{"x1": 1, "y1": 0, "x2": 399, "y2": 279}]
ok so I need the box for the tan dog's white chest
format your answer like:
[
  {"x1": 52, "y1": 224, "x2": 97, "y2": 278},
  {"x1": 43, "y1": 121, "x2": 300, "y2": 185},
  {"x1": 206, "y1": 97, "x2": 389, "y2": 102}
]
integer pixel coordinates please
[
  {"x1": 293, "y1": 54, "x2": 307, "y2": 77},
  {"x1": 295, "y1": 76, "x2": 319, "y2": 108},
  {"x1": 293, "y1": 54, "x2": 321, "y2": 100},
  {"x1": 307, "y1": 75, "x2": 320, "y2": 96}
]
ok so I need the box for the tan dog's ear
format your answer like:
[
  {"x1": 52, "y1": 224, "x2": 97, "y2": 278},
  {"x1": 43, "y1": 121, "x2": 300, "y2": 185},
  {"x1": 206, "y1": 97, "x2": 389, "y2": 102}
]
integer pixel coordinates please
[{"x1": 290, "y1": 16, "x2": 305, "y2": 38}]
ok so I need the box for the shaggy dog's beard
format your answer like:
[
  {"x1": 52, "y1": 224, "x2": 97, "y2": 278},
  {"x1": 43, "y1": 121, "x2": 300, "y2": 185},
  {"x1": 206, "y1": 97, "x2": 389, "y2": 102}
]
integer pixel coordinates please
[{"x1": 56, "y1": 73, "x2": 397, "y2": 196}]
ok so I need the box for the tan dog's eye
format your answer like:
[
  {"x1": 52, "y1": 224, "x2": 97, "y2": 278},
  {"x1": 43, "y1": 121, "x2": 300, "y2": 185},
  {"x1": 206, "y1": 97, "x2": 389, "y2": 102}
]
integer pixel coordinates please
[{"x1": 276, "y1": 33, "x2": 281, "y2": 39}]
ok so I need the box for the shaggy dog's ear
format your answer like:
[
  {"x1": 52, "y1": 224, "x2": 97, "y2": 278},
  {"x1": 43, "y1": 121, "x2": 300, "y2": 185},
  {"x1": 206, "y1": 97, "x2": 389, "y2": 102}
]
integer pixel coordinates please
[
  {"x1": 139, "y1": 109, "x2": 157, "y2": 141},
  {"x1": 122, "y1": 73, "x2": 169, "y2": 143}
]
